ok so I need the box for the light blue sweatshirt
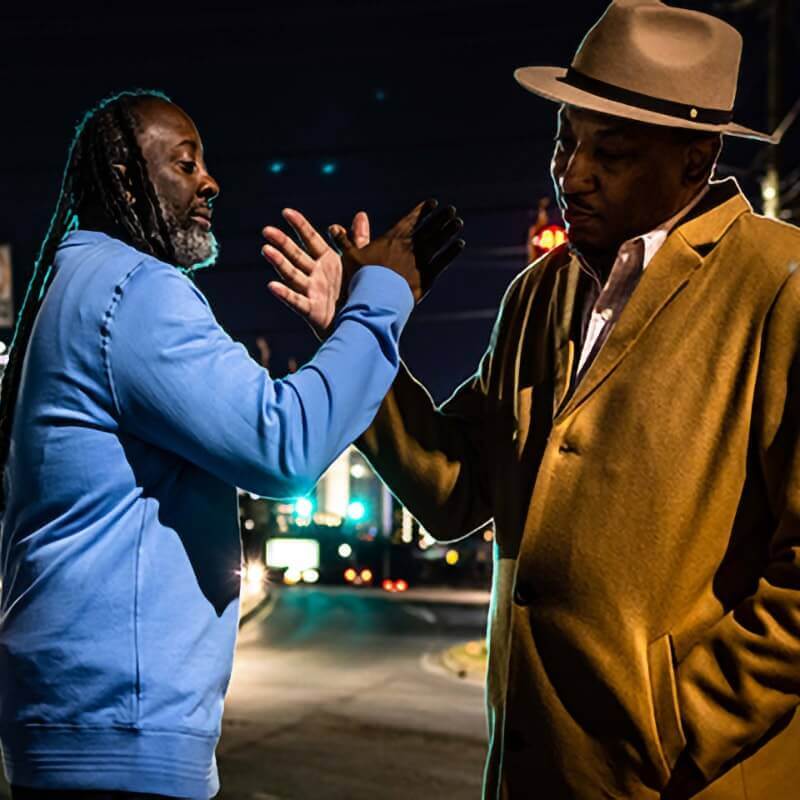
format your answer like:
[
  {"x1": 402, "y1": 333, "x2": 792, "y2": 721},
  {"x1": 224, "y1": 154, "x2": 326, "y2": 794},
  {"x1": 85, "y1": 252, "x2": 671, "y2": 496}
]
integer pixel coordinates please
[{"x1": 0, "y1": 230, "x2": 412, "y2": 797}]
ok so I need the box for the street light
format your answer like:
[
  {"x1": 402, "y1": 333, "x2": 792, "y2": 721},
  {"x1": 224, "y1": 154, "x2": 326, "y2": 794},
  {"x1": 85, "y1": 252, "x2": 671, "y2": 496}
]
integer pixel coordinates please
[{"x1": 338, "y1": 543, "x2": 353, "y2": 558}]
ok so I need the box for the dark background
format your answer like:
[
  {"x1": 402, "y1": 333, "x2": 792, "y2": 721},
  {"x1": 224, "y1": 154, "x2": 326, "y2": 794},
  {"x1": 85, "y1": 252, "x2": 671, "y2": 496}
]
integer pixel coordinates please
[{"x1": 2, "y1": 1, "x2": 798, "y2": 402}]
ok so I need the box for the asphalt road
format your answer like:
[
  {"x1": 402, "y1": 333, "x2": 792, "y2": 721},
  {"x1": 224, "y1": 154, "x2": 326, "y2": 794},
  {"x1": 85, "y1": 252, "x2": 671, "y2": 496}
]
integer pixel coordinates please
[
  {"x1": 217, "y1": 586, "x2": 489, "y2": 800},
  {"x1": 0, "y1": 586, "x2": 489, "y2": 800}
]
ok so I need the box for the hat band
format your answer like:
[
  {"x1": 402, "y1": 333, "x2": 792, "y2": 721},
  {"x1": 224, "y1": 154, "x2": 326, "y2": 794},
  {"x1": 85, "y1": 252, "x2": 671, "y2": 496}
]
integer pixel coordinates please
[{"x1": 559, "y1": 68, "x2": 734, "y2": 126}]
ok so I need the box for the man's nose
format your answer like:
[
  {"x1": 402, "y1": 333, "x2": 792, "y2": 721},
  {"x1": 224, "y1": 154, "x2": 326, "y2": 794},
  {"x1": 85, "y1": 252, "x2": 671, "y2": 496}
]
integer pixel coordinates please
[
  {"x1": 199, "y1": 169, "x2": 220, "y2": 203},
  {"x1": 559, "y1": 148, "x2": 595, "y2": 196}
]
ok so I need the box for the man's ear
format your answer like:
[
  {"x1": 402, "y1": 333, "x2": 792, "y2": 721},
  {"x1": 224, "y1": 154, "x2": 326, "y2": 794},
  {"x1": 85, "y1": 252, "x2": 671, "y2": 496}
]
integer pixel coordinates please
[
  {"x1": 684, "y1": 135, "x2": 722, "y2": 185},
  {"x1": 112, "y1": 163, "x2": 135, "y2": 206}
]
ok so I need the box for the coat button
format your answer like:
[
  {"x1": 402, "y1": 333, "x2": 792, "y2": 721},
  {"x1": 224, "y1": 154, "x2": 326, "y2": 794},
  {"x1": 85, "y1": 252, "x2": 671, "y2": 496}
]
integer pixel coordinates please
[{"x1": 513, "y1": 581, "x2": 534, "y2": 606}]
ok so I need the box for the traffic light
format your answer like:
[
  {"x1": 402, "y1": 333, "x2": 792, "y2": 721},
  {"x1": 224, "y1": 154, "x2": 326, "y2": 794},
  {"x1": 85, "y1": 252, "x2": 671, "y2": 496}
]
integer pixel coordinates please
[
  {"x1": 294, "y1": 497, "x2": 314, "y2": 518},
  {"x1": 347, "y1": 500, "x2": 366, "y2": 521},
  {"x1": 531, "y1": 224, "x2": 567, "y2": 257}
]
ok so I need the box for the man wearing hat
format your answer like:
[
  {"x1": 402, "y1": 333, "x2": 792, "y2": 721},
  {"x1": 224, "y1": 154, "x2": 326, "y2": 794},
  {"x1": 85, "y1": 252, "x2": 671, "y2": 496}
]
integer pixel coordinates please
[{"x1": 342, "y1": 1, "x2": 800, "y2": 798}]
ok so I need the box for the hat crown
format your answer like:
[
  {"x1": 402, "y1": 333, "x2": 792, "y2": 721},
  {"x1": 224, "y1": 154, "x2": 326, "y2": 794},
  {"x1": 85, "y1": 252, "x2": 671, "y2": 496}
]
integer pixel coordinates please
[{"x1": 572, "y1": 0, "x2": 742, "y2": 112}]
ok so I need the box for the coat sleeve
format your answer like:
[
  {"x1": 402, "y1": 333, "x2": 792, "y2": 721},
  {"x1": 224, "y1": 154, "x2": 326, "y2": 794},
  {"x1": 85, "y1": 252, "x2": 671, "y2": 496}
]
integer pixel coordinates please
[
  {"x1": 356, "y1": 357, "x2": 494, "y2": 541},
  {"x1": 676, "y1": 269, "x2": 800, "y2": 781},
  {"x1": 105, "y1": 259, "x2": 413, "y2": 499},
  {"x1": 355, "y1": 266, "x2": 536, "y2": 541}
]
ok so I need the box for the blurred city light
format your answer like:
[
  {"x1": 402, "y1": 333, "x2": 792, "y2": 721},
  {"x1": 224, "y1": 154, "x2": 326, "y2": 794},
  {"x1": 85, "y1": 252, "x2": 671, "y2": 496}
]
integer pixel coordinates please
[
  {"x1": 243, "y1": 561, "x2": 265, "y2": 596},
  {"x1": 419, "y1": 528, "x2": 436, "y2": 550},
  {"x1": 283, "y1": 568, "x2": 302, "y2": 585},
  {"x1": 401, "y1": 507, "x2": 414, "y2": 543},
  {"x1": 382, "y1": 578, "x2": 409, "y2": 593},
  {"x1": 267, "y1": 538, "x2": 320, "y2": 572},
  {"x1": 243, "y1": 518, "x2": 255, "y2": 531},
  {"x1": 269, "y1": 161, "x2": 285, "y2": 174},
  {"x1": 295, "y1": 497, "x2": 313, "y2": 517},
  {"x1": 347, "y1": 500, "x2": 366, "y2": 521},
  {"x1": 445, "y1": 549, "x2": 460, "y2": 566},
  {"x1": 302, "y1": 569, "x2": 320, "y2": 584},
  {"x1": 344, "y1": 567, "x2": 357, "y2": 582},
  {"x1": 321, "y1": 162, "x2": 337, "y2": 175},
  {"x1": 360, "y1": 568, "x2": 373, "y2": 583},
  {"x1": 338, "y1": 543, "x2": 353, "y2": 558},
  {"x1": 483, "y1": 529, "x2": 494, "y2": 542},
  {"x1": 349, "y1": 463, "x2": 367, "y2": 479}
]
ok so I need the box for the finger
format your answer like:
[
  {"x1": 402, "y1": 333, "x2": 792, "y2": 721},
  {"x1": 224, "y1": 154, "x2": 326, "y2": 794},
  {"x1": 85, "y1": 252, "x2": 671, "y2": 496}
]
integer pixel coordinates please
[
  {"x1": 283, "y1": 208, "x2": 329, "y2": 259},
  {"x1": 415, "y1": 217, "x2": 463, "y2": 266},
  {"x1": 328, "y1": 224, "x2": 356, "y2": 255},
  {"x1": 420, "y1": 239, "x2": 465, "y2": 294},
  {"x1": 267, "y1": 281, "x2": 312, "y2": 317},
  {"x1": 262, "y1": 226, "x2": 316, "y2": 275},
  {"x1": 392, "y1": 198, "x2": 438, "y2": 237},
  {"x1": 426, "y1": 215, "x2": 464, "y2": 245},
  {"x1": 414, "y1": 206, "x2": 458, "y2": 242},
  {"x1": 261, "y1": 245, "x2": 311, "y2": 292},
  {"x1": 351, "y1": 211, "x2": 371, "y2": 247},
  {"x1": 428, "y1": 237, "x2": 466, "y2": 273}
]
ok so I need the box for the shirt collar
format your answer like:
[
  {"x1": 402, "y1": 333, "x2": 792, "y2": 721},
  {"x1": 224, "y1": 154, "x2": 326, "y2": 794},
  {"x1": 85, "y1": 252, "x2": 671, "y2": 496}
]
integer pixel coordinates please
[{"x1": 629, "y1": 183, "x2": 711, "y2": 271}]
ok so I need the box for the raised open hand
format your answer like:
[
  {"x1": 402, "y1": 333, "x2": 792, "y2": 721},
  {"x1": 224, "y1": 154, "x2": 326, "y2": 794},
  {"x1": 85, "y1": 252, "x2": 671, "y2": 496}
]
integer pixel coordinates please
[{"x1": 261, "y1": 208, "x2": 346, "y2": 338}]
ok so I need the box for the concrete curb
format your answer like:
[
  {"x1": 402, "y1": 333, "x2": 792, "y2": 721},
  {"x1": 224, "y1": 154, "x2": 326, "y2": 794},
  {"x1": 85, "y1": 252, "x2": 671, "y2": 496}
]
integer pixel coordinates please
[{"x1": 239, "y1": 586, "x2": 278, "y2": 629}]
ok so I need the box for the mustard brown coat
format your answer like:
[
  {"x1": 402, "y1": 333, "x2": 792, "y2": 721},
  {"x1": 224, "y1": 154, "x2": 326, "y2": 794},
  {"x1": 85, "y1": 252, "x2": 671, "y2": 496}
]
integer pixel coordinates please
[{"x1": 358, "y1": 180, "x2": 800, "y2": 799}]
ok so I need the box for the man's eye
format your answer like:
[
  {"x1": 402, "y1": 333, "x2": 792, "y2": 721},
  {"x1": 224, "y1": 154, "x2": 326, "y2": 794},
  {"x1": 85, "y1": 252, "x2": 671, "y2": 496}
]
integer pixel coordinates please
[
  {"x1": 179, "y1": 160, "x2": 196, "y2": 173},
  {"x1": 597, "y1": 149, "x2": 629, "y2": 161}
]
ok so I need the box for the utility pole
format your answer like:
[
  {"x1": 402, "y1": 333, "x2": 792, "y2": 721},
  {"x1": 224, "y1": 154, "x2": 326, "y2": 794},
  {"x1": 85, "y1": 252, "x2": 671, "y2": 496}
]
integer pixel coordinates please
[{"x1": 761, "y1": 0, "x2": 787, "y2": 218}]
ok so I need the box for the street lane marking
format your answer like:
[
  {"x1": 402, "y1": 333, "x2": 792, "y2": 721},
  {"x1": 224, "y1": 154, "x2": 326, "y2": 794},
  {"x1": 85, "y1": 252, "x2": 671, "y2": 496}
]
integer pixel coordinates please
[{"x1": 402, "y1": 605, "x2": 437, "y2": 625}]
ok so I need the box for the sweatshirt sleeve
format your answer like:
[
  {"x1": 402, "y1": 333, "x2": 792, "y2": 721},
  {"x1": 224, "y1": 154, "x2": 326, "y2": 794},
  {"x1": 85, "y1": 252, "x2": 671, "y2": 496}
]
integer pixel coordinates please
[{"x1": 104, "y1": 259, "x2": 413, "y2": 498}]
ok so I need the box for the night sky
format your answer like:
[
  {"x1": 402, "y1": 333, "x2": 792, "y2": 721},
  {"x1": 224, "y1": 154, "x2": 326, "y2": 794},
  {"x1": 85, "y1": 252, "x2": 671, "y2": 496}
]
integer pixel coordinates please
[{"x1": 2, "y1": 1, "x2": 798, "y2": 401}]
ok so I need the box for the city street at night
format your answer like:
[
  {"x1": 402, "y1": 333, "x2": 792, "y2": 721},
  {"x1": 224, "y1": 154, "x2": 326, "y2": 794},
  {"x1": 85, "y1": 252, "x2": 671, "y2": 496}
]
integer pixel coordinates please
[
  {"x1": 4, "y1": 2, "x2": 800, "y2": 798},
  {"x1": 216, "y1": 586, "x2": 489, "y2": 800},
  {"x1": 0, "y1": 587, "x2": 489, "y2": 800}
]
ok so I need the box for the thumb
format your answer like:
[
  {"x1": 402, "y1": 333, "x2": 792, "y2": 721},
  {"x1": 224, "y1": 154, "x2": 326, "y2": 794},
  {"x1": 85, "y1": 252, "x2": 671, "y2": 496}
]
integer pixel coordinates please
[
  {"x1": 351, "y1": 211, "x2": 371, "y2": 248},
  {"x1": 328, "y1": 224, "x2": 355, "y2": 254}
]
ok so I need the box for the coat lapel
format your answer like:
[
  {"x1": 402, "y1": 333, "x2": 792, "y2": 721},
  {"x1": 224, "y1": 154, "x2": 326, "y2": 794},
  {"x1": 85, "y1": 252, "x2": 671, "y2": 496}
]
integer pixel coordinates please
[
  {"x1": 551, "y1": 257, "x2": 581, "y2": 416},
  {"x1": 555, "y1": 181, "x2": 751, "y2": 420}
]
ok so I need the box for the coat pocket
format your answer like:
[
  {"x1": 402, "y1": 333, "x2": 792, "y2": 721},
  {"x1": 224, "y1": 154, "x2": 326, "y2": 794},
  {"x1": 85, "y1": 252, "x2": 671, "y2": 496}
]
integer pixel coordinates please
[{"x1": 647, "y1": 632, "x2": 688, "y2": 784}]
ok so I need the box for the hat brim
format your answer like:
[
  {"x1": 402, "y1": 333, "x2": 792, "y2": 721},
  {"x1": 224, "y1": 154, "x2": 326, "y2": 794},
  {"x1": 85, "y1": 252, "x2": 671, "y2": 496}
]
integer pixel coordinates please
[{"x1": 514, "y1": 67, "x2": 778, "y2": 144}]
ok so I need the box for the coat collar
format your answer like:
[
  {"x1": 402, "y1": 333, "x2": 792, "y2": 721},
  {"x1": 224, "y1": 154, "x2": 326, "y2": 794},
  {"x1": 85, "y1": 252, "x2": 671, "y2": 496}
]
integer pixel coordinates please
[
  {"x1": 553, "y1": 177, "x2": 751, "y2": 419},
  {"x1": 676, "y1": 177, "x2": 751, "y2": 250}
]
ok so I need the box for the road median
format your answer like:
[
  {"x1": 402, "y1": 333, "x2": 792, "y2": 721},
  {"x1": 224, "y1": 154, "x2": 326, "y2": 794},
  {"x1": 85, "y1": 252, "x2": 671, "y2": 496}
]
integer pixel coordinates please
[{"x1": 439, "y1": 639, "x2": 488, "y2": 684}]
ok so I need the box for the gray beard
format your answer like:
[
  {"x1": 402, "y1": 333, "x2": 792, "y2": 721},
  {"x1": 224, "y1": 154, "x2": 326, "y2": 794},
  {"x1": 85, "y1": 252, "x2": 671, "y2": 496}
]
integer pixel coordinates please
[{"x1": 157, "y1": 195, "x2": 219, "y2": 271}]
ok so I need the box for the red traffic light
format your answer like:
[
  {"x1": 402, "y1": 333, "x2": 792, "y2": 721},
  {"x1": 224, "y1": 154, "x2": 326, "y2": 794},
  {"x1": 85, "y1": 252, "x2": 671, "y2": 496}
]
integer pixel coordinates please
[{"x1": 531, "y1": 224, "x2": 568, "y2": 256}]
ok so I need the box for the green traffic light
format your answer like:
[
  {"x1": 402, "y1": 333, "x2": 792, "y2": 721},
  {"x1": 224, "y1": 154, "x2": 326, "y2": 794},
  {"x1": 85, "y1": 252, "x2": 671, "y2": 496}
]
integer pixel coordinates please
[
  {"x1": 295, "y1": 497, "x2": 314, "y2": 517},
  {"x1": 347, "y1": 500, "x2": 366, "y2": 521}
]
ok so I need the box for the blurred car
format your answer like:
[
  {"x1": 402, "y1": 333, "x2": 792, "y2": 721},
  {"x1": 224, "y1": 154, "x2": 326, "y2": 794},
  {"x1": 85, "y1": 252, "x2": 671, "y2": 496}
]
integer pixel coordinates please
[
  {"x1": 381, "y1": 578, "x2": 409, "y2": 593},
  {"x1": 343, "y1": 567, "x2": 373, "y2": 586}
]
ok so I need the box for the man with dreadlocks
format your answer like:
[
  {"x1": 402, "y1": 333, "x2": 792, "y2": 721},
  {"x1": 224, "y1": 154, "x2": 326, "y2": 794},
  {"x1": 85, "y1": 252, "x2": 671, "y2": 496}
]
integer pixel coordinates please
[{"x1": 0, "y1": 90, "x2": 463, "y2": 799}]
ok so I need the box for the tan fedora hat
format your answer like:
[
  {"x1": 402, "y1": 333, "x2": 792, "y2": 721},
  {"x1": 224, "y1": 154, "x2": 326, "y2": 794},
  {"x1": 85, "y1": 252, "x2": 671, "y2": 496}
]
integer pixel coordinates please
[{"x1": 514, "y1": 0, "x2": 780, "y2": 143}]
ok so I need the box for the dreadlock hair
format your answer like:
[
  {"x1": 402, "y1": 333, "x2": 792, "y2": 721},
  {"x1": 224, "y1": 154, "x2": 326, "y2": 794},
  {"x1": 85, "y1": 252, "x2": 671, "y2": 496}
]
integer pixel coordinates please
[{"x1": 0, "y1": 88, "x2": 178, "y2": 511}]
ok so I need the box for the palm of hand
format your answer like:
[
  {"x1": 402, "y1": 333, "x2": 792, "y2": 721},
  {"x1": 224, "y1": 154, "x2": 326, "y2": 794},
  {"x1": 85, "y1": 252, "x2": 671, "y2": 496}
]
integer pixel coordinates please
[
  {"x1": 261, "y1": 208, "x2": 348, "y2": 340},
  {"x1": 263, "y1": 209, "x2": 370, "y2": 340},
  {"x1": 306, "y1": 247, "x2": 343, "y2": 336}
]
